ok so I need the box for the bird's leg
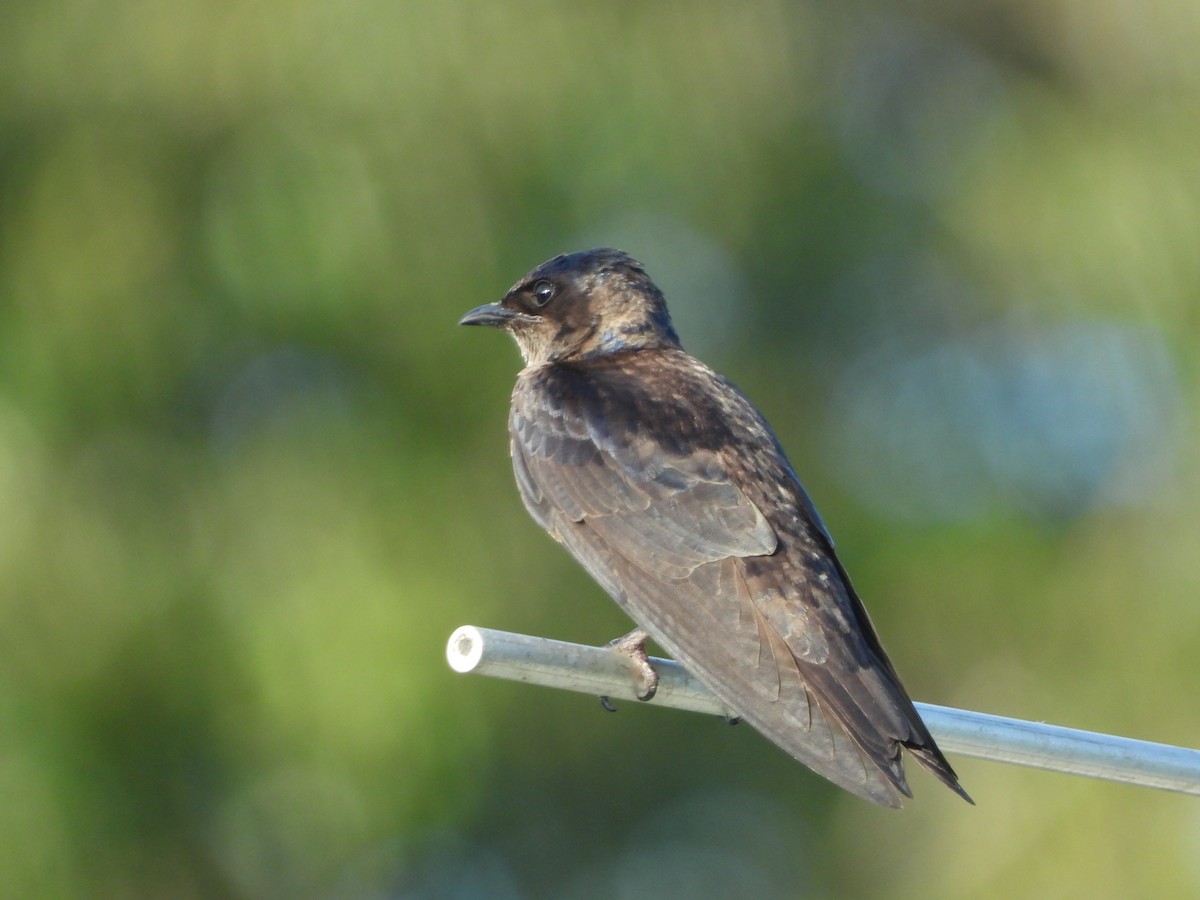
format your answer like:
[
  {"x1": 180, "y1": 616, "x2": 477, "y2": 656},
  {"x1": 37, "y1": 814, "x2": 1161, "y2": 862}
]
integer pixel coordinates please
[{"x1": 598, "y1": 628, "x2": 659, "y2": 711}]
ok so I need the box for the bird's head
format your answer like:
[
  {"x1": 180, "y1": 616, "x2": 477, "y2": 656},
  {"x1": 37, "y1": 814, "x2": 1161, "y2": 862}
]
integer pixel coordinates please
[{"x1": 459, "y1": 248, "x2": 682, "y2": 367}]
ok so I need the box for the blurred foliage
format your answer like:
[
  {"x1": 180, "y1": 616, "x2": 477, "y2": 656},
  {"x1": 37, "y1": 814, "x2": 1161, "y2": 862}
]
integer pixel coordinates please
[{"x1": 1, "y1": 1, "x2": 1199, "y2": 897}]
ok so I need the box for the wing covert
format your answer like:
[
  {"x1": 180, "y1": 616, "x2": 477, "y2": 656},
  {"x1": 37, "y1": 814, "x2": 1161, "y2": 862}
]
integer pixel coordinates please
[{"x1": 510, "y1": 373, "x2": 777, "y2": 576}]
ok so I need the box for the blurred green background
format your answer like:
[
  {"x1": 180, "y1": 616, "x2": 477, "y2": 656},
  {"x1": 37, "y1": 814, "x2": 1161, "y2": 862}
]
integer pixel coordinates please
[{"x1": 2, "y1": 1, "x2": 1199, "y2": 897}]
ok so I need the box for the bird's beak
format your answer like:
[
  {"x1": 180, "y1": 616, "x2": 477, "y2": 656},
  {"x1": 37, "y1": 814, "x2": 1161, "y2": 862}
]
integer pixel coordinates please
[{"x1": 459, "y1": 302, "x2": 519, "y2": 328}]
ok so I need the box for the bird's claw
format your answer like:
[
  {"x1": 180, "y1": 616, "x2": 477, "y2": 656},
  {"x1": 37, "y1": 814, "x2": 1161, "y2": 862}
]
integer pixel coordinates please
[{"x1": 604, "y1": 628, "x2": 660, "y2": 704}]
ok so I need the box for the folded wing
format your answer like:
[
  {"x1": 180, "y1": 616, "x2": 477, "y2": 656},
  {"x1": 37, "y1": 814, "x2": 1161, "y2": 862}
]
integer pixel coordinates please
[{"x1": 509, "y1": 361, "x2": 965, "y2": 807}]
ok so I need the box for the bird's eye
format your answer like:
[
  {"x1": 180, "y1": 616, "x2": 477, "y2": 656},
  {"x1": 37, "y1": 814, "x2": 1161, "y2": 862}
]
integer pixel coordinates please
[{"x1": 531, "y1": 280, "x2": 556, "y2": 307}]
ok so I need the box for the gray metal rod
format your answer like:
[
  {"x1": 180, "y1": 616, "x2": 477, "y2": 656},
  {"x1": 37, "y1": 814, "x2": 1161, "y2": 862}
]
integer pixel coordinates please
[{"x1": 446, "y1": 625, "x2": 1200, "y2": 797}]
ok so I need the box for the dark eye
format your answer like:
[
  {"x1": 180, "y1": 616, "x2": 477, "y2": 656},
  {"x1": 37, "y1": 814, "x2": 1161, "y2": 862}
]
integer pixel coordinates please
[{"x1": 531, "y1": 280, "x2": 556, "y2": 307}]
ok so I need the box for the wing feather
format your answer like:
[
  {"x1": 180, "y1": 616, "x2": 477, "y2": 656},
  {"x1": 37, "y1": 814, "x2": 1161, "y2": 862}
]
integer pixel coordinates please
[{"x1": 509, "y1": 357, "x2": 962, "y2": 807}]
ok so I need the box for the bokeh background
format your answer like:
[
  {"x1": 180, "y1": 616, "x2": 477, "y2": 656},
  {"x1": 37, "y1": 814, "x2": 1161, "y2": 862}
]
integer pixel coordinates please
[{"x1": 2, "y1": 2, "x2": 1199, "y2": 897}]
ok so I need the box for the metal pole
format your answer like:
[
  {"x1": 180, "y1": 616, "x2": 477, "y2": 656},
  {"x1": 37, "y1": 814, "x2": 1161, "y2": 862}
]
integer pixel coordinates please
[{"x1": 447, "y1": 625, "x2": 1200, "y2": 797}]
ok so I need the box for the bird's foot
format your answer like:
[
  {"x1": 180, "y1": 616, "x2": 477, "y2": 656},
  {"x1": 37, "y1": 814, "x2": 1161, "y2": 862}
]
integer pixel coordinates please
[{"x1": 597, "y1": 629, "x2": 659, "y2": 711}]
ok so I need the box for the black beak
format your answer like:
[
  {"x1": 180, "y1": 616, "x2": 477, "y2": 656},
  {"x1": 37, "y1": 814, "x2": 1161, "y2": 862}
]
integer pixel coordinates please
[{"x1": 459, "y1": 302, "x2": 519, "y2": 328}]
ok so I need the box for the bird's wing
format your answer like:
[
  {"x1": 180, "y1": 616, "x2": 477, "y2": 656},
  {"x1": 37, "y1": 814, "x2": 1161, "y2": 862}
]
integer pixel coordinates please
[{"x1": 509, "y1": 368, "x2": 939, "y2": 807}]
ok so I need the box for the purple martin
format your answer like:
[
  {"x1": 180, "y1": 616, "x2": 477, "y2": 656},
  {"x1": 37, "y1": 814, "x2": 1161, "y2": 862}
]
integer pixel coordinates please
[{"x1": 460, "y1": 248, "x2": 971, "y2": 807}]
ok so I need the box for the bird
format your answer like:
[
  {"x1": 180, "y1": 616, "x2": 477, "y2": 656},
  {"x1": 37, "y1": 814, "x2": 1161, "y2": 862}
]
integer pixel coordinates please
[{"x1": 459, "y1": 248, "x2": 971, "y2": 808}]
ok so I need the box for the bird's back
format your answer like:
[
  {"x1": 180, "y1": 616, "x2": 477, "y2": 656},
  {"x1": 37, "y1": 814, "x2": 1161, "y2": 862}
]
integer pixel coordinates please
[{"x1": 509, "y1": 348, "x2": 969, "y2": 807}]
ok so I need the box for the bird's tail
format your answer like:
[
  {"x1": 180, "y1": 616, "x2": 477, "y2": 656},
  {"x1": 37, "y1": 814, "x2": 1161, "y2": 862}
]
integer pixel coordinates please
[{"x1": 905, "y1": 739, "x2": 974, "y2": 805}]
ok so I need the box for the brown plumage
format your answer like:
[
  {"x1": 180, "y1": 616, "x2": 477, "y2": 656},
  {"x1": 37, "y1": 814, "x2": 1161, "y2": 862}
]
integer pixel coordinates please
[{"x1": 460, "y1": 248, "x2": 971, "y2": 807}]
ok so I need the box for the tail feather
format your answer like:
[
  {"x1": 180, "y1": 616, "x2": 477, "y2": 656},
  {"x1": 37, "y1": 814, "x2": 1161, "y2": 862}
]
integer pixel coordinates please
[{"x1": 906, "y1": 740, "x2": 974, "y2": 805}]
